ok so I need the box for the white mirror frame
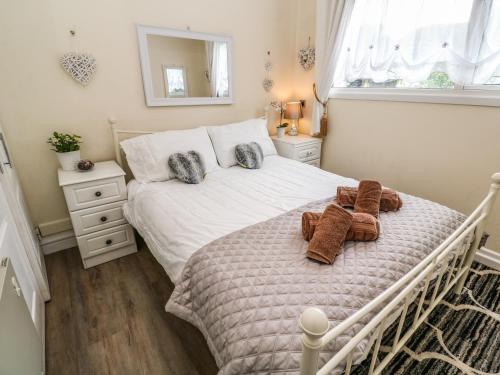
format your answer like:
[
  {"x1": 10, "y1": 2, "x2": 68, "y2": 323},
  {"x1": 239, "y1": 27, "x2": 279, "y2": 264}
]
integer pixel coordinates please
[{"x1": 137, "y1": 24, "x2": 234, "y2": 107}]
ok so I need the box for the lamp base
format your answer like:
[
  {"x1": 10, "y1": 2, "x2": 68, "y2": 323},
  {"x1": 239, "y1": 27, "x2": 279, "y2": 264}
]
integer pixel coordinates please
[{"x1": 288, "y1": 120, "x2": 299, "y2": 136}]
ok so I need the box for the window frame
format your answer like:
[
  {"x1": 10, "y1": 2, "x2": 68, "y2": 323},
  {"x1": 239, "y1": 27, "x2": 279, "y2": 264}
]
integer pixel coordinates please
[{"x1": 329, "y1": 86, "x2": 500, "y2": 106}]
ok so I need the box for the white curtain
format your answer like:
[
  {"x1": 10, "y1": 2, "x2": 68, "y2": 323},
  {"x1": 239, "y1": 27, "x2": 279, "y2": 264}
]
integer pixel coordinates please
[
  {"x1": 213, "y1": 42, "x2": 229, "y2": 97},
  {"x1": 206, "y1": 41, "x2": 229, "y2": 97},
  {"x1": 205, "y1": 41, "x2": 216, "y2": 96},
  {"x1": 333, "y1": 0, "x2": 500, "y2": 86},
  {"x1": 312, "y1": 0, "x2": 353, "y2": 134},
  {"x1": 475, "y1": 0, "x2": 500, "y2": 83}
]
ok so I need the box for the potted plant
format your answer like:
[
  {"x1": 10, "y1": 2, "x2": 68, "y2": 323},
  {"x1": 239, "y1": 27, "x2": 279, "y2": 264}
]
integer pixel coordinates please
[
  {"x1": 47, "y1": 132, "x2": 82, "y2": 171},
  {"x1": 271, "y1": 101, "x2": 288, "y2": 138},
  {"x1": 276, "y1": 123, "x2": 288, "y2": 138}
]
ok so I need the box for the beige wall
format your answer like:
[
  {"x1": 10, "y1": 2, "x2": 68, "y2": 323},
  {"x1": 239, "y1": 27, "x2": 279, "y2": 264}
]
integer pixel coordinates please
[
  {"x1": 323, "y1": 100, "x2": 500, "y2": 250},
  {"x1": 0, "y1": 0, "x2": 296, "y2": 236},
  {"x1": 148, "y1": 35, "x2": 210, "y2": 98}
]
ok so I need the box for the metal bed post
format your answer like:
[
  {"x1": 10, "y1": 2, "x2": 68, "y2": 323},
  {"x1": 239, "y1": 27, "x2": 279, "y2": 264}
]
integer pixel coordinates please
[{"x1": 299, "y1": 308, "x2": 329, "y2": 375}]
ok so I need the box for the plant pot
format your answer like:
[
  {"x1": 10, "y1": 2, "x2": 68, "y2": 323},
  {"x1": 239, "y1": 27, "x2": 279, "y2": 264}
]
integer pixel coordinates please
[
  {"x1": 277, "y1": 127, "x2": 286, "y2": 138},
  {"x1": 57, "y1": 150, "x2": 81, "y2": 171}
]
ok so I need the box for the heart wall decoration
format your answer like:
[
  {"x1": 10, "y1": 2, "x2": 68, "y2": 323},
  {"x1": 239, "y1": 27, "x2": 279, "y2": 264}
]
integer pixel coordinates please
[
  {"x1": 60, "y1": 52, "x2": 97, "y2": 86},
  {"x1": 298, "y1": 47, "x2": 315, "y2": 71},
  {"x1": 298, "y1": 37, "x2": 315, "y2": 71}
]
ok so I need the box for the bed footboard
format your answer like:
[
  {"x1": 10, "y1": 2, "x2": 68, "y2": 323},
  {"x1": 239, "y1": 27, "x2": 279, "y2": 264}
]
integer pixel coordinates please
[{"x1": 299, "y1": 173, "x2": 500, "y2": 375}]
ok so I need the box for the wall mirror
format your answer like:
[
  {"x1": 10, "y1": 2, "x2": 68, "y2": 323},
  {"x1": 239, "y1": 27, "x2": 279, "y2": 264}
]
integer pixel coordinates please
[{"x1": 137, "y1": 25, "x2": 233, "y2": 106}]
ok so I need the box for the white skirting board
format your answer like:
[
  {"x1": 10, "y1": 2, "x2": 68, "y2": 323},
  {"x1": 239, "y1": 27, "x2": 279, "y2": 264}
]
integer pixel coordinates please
[
  {"x1": 475, "y1": 247, "x2": 500, "y2": 271},
  {"x1": 40, "y1": 229, "x2": 77, "y2": 255}
]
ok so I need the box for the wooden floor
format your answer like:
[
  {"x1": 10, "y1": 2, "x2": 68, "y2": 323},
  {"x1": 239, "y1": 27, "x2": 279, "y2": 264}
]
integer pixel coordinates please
[{"x1": 45, "y1": 241, "x2": 218, "y2": 375}]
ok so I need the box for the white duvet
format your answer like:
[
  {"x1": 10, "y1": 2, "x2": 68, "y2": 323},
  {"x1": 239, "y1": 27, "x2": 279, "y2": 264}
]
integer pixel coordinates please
[{"x1": 124, "y1": 155, "x2": 358, "y2": 283}]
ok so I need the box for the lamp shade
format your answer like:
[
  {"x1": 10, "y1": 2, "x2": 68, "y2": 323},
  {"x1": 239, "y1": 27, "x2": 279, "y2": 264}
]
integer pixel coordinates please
[{"x1": 284, "y1": 101, "x2": 303, "y2": 120}]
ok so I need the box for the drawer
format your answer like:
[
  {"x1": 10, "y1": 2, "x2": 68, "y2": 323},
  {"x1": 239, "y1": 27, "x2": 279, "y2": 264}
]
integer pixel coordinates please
[
  {"x1": 295, "y1": 143, "x2": 321, "y2": 162},
  {"x1": 63, "y1": 176, "x2": 126, "y2": 211},
  {"x1": 77, "y1": 224, "x2": 135, "y2": 260},
  {"x1": 304, "y1": 159, "x2": 320, "y2": 168},
  {"x1": 70, "y1": 201, "x2": 127, "y2": 236}
]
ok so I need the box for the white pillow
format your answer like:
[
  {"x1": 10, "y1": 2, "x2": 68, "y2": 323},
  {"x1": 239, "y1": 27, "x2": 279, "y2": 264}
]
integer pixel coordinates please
[
  {"x1": 206, "y1": 118, "x2": 277, "y2": 168},
  {"x1": 120, "y1": 127, "x2": 219, "y2": 183}
]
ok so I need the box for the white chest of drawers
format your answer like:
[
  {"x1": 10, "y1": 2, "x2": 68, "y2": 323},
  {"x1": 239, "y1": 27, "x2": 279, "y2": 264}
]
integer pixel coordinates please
[
  {"x1": 271, "y1": 134, "x2": 323, "y2": 167},
  {"x1": 58, "y1": 161, "x2": 137, "y2": 268}
]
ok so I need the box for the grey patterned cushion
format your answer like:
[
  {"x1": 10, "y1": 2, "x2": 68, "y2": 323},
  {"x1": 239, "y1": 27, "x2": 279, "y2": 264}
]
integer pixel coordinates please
[
  {"x1": 235, "y1": 142, "x2": 264, "y2": 169},
  {"x1": 168, "y1": 151, "x2": 206, "y2": 184}
]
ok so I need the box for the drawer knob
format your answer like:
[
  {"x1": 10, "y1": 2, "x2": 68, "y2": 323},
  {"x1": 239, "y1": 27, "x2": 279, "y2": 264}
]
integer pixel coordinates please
[
  {"x1": 100, "y1": 216, "x2": 108, "y2": 222},
  {"x1": 95, "y1": 191, "x2": 102, "y2": 197},
  {"x1": 105, "y1": 239, "x2": 113, "y2": 245}
]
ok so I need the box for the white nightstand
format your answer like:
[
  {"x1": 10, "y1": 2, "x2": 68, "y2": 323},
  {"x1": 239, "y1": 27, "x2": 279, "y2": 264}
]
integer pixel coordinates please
[
  {"x1": 271, "y1": 134, "x2": 323, "y2": 167},
  {"x1": 58, "y1": 161, "x2": 137, "y2": 268}
]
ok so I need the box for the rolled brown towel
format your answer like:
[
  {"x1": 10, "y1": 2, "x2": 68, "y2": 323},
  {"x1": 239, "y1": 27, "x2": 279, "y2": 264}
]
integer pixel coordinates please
[
  {"x1": 302, "y1": 212, "x2": 379, "y2": 242},
  {"x1": 347, "y1": 213, "x2": 379, "y2": 241},
  {"x1": 307, "y1": 204, "x2": 353, "y2": 264},
  {"x1": 354, "y1": 180, "x2": 383, "y2": 217},
  {"x1": 336, "y1": 186, "x2": 403, "y2": 212},
  {"x1": 302, "y1": 212, "x2": 321, "y2": 241}
]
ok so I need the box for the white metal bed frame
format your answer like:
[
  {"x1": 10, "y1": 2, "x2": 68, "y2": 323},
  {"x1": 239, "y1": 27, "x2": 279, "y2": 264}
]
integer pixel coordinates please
[{"x1": 111, "y1": 123, "x2": 499, "y2": 375}]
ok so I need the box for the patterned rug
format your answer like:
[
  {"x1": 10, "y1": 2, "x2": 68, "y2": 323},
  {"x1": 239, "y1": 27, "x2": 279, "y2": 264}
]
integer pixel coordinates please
[{"x1": 352, "y1": 262, "x2": 500, "y2": 374}]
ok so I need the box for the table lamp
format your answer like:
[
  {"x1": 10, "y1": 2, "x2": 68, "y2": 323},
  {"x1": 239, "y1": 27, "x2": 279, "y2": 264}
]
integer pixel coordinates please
[{"x1": 284, "y1": 101, "x2": 303, "y2": 136}]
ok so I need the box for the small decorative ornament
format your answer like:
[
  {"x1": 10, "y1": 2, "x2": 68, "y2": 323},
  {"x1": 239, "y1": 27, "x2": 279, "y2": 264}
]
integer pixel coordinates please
[
  {"x1": 77, "y1": 159, "x2": 94, "y2": 171},
  {"x1": 60, "y1": 52, "x2": 97, "y2": 86},
  {"x1": 298, "y1": 37, "x2": 315, "y2": 71},
  {"x1": 262, "y1": 78, "x2": 274, "y2": 92},
  {"x1": 263, "y1": 51, "x2": 274, "y2": 92}
]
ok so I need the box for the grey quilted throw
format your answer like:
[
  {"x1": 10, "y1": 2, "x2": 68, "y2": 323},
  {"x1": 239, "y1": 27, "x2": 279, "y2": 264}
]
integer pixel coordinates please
[
  {"x1": 235, "y1": 142, "x2": 264, "y2": 169},
  {"x1": 168, "y1": 151, "x2": 206, "y2": 184},
  {"x1": 166, "y1": 194, "x2": 465, "y2": 374}
]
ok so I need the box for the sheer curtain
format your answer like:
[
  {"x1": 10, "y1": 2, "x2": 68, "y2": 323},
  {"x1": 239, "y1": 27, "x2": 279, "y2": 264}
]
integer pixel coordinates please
[
  {"x1": 214, "y1": 42, "x2": 228, "y2": 97},
  {"x1": 312, "y1": 0, "x2": 352, "y2": 134},
  {"x1": 205, "y1": 41, "x2": 216, "y2": 96},
  {"x1": 205, "y1": 41, "x2": 228, "y2": 97},
  {"x1": 475, "y1": 0, "x2": 500, "y2": 83},
  {"x1": 333, "y1": 0, "x2": 500, "y2": 86}
]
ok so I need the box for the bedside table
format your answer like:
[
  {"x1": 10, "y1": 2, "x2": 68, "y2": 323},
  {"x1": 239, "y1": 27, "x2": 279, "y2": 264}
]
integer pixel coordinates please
[
  {"x1": 271, "y1": 134, "x2": 323, "y2": 167},
  {"x1": 58, "y1": 161, "x2": 137, "y2": 268}
]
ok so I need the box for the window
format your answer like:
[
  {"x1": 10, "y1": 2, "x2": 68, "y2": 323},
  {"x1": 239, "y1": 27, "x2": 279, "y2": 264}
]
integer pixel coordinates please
[
  {"x1": 331, "y1": 0, "x2": 500, "y2": 105},
  {"x1": 163, "y1": 66, "x2": 188, "y2": 97}
]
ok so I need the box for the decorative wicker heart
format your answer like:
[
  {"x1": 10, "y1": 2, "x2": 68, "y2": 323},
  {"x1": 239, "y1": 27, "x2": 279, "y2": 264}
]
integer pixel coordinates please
[
  {"x1": 262, "y1": 78, "x2": 274, "y2": 92},
  {"x1": 298, "y1": 46, "x2": 315, "y2": 71},
  {"x1": 60, "y1": 52, "x2": 97, "y2": 86}
]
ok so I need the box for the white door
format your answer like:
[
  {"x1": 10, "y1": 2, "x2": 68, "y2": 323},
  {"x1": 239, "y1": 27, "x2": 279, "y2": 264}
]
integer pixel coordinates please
[
  {"x1": 0, "y1": 127, "x2": 49, "y2": 335},
  {"x1": 0, "y1": 181, "x2": 37, "y2": 316},
  {"x1": 0, "y1": 258, "x2": 43, "y2": 375}
]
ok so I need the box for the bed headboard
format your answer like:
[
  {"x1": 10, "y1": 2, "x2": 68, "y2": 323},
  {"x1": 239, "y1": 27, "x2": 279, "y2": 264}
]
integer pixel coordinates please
[
  {"x1": 111, "y1": 123, "x2": 153, "y2": 168},
  {"x1": 111, "y1": 115, "x2": 269, "y2": 178}
]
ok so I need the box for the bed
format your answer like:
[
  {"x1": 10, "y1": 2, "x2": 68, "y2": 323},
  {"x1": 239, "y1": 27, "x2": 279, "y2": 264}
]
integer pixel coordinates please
[
  {"x1": 123, "y1": 155, "x2": 358, "y2": 283},
  {"x1": 112, "y1": 120, "x2": 499, "y2": 375}
]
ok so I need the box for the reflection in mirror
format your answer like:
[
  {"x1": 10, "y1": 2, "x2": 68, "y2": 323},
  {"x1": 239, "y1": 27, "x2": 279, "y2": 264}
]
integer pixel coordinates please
[
  {"x1": 137, "y1": 25, "x2": 233, "y2": 106},
  {"x1": 163, "y1": 65, "x2": 188, "y2": 97}
]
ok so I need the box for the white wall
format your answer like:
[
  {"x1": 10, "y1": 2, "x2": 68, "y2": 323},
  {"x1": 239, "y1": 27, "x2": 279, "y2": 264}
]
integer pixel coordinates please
[{"x1": 0, "y1": 0, "x2": 296, "y2": 236}]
